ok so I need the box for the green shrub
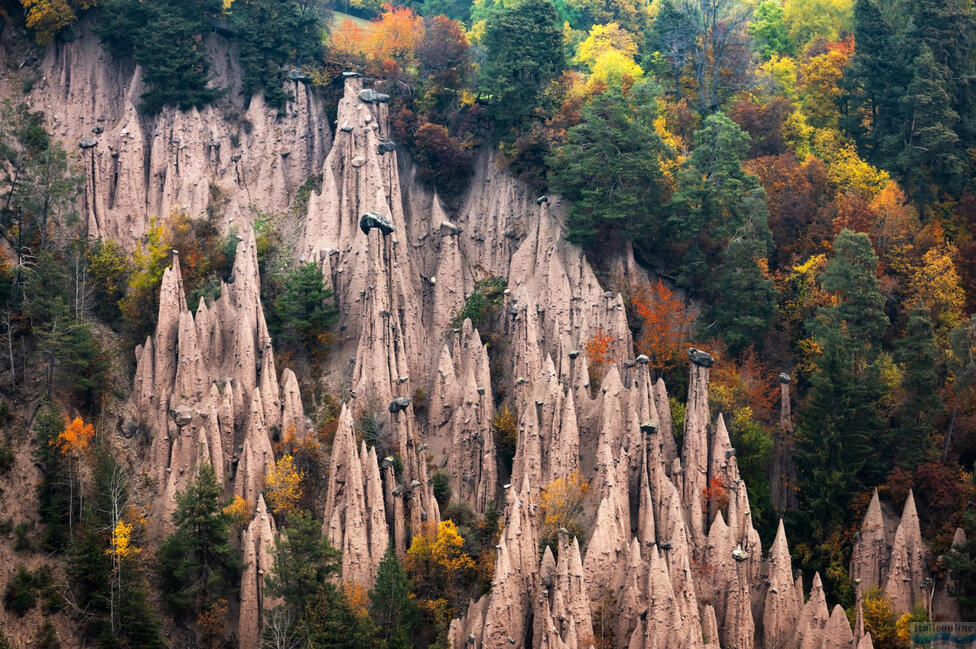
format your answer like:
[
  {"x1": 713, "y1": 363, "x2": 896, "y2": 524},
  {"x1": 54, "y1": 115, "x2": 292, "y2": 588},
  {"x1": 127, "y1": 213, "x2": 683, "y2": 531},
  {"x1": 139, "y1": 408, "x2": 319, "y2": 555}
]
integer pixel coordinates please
[
  {"x1": 453, "y1": 277, "x2": 507, "y2": 330},
  {"x1": 36, "y1": 620, "x2": 60, "y2": 649},
  {"x1": 14, "y1": 521, "x2": 31, "y2": 552},
  {"x1": 432, "y1": 472, "x2": 451, "y2": 507},
  {"x1": 3, "y1": 567, "x2": 37, "y2": 616},
  {"x1": 0, "y1": 439, "x2": 12, "y2": 474}
]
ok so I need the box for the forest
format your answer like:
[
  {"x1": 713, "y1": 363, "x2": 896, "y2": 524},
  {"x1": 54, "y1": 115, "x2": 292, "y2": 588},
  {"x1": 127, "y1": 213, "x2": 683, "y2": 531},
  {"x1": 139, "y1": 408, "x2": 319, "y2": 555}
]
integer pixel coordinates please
[{"x1": 0, "y1": 0, "x2": 975, "y2": 646}]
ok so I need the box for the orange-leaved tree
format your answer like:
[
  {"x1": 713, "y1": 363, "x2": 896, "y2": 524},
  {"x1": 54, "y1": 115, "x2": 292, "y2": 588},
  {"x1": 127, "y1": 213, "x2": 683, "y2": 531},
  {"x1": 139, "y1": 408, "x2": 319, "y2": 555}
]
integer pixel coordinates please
[
  {"x1": 52, "y1": 416, "x2": 95, "y2": 535},
  {"x1": 630, "y1": 279, "x2": 694, "y2": 372},
  {"x1": 585, "y1": 327, "x2": 615, "y2": 367},
  {"x1": 330, "y1": 5, "x2": 425, "y2": 80}
]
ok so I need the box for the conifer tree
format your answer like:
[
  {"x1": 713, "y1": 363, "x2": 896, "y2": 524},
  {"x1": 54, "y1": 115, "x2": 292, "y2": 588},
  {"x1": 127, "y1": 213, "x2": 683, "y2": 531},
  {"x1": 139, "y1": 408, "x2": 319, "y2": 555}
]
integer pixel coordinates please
[
  {"x1": 795, "y1": 230, "x2": 888, "y2": 539},
  {"x1": 265, "y1": 509, "x2": 341, "y2": 618},
  {"x1": 668, "y1": 112, "x2": 765, "y2": 292},
  {"x1": 899, "y1": 45, "x2": 965, "y2": 200},
  {"x1": 945, "y1": 509, "x2": 976, "y2": 617},
  {"x1": 480, "y1": 0, "x2": 564, "y2": 134},
  {"x1": 891, "y1": 305, "x2": 943, "y2": 468},
  {"x1": 370, "y1": 545, "x2": 419, "y2": 649},
  {"x1": 548, "y1": 86, "x2": 671, "y2": 249},
  {"x1": 706, "y1": 212, "x2": 776, "y2": 356},
  {"x1": 157, "y1": 465, "x2": 240, "y2": 628}
]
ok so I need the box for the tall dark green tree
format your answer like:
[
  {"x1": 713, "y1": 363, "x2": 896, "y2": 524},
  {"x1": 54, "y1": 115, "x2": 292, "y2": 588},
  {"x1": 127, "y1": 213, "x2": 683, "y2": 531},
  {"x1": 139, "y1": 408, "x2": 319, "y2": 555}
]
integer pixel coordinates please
[
  {"x1": 646, "y1": 0, "x2": 698, "y2": 99},
  {"x1": 909, "y1": 0, "x2": 976, "y2": 134},
  {"x1": 271, "y1": 262, "x2": 338, "y2": 352},
  {"x1": 548, "y1": 85, "x2": 671, "y2": 249},
  {"x1": 231, "y1": 0, "x2": 325, "y2": 111},
  {"x1": 946, "y1": 508, "x2": 976, "y2": 617},
  {"x1": 817, "y1": 229, "x2": 889, "y2": 347},
  {"x1": 844, "y1": 0, "x2": 901, "y2": 157},
  {"x1": 667, "y1": 112, "x2": 764, "y2": 291},
  {"x1": 157, "y1": 464, "x2": 240, "y2": 627},
  {"x1": 794, "y1": 230, "x2": 888, "y2": 540},
  {"x1": 369, "y1": 545, "x2": 419, "y2": 649},
  {"x1": 265, "y1": 509, "x2": 341, "y2": 618},
  {"x1": 300, "y1": 585, "x2": 378, "y2": 649},
  {"x1": 705, "y1": 212, "x2": 776, "y2": 356},
  {"x1": 32, "y1": 401, "x2": 71, "y2": 552},
  {"x1": 480, "y1": 0, "x2": 564, "y2": 134},
  {"x1": 889, "y1": 304, "x2": 943, "y2": 468},
  {"x1": 898, "y1": 45, "x2": 965, "y2": 200},
  {"x1": 96, "y1": 0, "x2": 224, "y2": 113},
  {"x1": 69, "y1": 449, "x2": 164, "y2": 649}
]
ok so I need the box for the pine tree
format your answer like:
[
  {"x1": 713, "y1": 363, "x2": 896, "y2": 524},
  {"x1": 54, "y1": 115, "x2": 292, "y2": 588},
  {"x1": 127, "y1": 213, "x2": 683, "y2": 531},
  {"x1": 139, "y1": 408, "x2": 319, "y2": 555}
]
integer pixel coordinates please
[
  {"x1": 370, "y1": 545, "x2": 419, "y2": 649},
  {"x1": 794, "y1": 230, "x2": 888, "y2": 540},
  {"x1": 816, "y1": 229, "x2": 889, "y2": 348},
  {"x1": 667, "y1": 112, "x2": 764, "y2": 291},
  {"x1": 300, "y1": 585, "x2": 378, "y2": 649},
  {"x1": 548, "y1": 86, "x2": 671, "y2": 249},
  {"x1": 706, "y1": 211, "x2": 776, "y2": 356},
  {"x1": 844, "y1": 0, "x2": 901, "y2": 157},
  {"x1": 157, "y1": 464, "x2": 240, "y2": 627},
  {"x1": 271, "y1": 262, "x2": 338, "y2": 353},
  {"x1": 32, "y1": 401, "x2": 71, "y2": 552},
  {"x1": 795, "y1": 322, "x2": 885, "y2": 540},
  {"x1": 899, "y1": 45, "x2": 965, "y2": 200},
  {"x1": 945, "y1": 508, "x2": 976, "y2": 617},
  {"x1": 890, "y1": 304, "x2": 943, "y2": 469},
  {"x1": 265, "y1": 509, "x2": 341, "y2": 618},
  {"x1": 480, "y1": 0, "x2": 564, "y2": 134}
]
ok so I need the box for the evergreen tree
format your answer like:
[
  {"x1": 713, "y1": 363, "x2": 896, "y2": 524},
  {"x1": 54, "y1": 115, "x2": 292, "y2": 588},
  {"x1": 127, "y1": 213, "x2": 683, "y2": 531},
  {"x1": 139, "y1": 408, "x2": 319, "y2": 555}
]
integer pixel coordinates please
[
  {"x1": 370, "y1": 545, "x2": 419, "y2": 649},
  {"x1": 96, "y1": 0, "x2": 224, "y2": 113},
  {"x1": 32, "y1": 401, "x2": 71, "y2": 552},
  {"x1": 300, "y1": 584, "x2": 378, "y2": 649},
  {"x1": 548, "y1": 85, "x2": 671, "y2": 249},
  {"x1": 69, "y1": 449, "x2": 164, "y2": 649},
  {"x1": 945, "y1": 508, "x2": 976, "y2": 617},
  {"x1": 816, "y1": 229, "x2": 889, "y2": 347},
  {"x1": 795, "y1": 321, "x2": 885, "y2": 540},
  {"x1": 646, "y1": 0, "x2": 698, "y2": 99},
  {"x1": 898, "y1": 45, "x2": 965, "y2": 200},
  {"x1": 667, "y1": 112, "x2": 763, "y2": 291},
  {"x1": 890, "y1": 304, "x2": 943, "y2": 469},
  {"x1": 271, "y1": 262, "x2": 338, "y2": 353},
  {"x1": 265, "y1": 509, "x2": 341, "y2": 618},
  {"x1": 231, "y1": 0, "x2": 325, "y2": 111},
  {"x1": 480, "y1": 0, "x2": 564, "y2": 134},
  {"x1": 794, "y1": 230, "x2": 888, "y2": 540},
  {"x1": 844, "y1": 0, "x2": 901, "y2": 157},
  {"x1": 706, "y1": 212, "x2": 776, "y2": 356},
  {"x1": 157, "y1": 464, "x2": 240, "y2": 626}
]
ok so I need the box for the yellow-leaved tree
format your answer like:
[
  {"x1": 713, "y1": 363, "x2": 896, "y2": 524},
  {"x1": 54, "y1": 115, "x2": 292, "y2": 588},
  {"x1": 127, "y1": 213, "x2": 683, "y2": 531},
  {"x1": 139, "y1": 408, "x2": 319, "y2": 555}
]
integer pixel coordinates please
[
  {"x1": 538, "y1": 471, "x2": 590, "y2": 551},
  {"x1": 107, "y1": 519, "x2": 141, "y2": 560},
  {"x1": 20, "y1": 0, "x2": 87, "y2": 43},
  {"x1": 405, "y1": 520, "x2": 476, "y2": 606},
  {"x1": 910, "y1": 245, "x2": 966, "y2": 341},
  {"x1": 264, "y1": 454, "x2": 304, "y2": 518}
]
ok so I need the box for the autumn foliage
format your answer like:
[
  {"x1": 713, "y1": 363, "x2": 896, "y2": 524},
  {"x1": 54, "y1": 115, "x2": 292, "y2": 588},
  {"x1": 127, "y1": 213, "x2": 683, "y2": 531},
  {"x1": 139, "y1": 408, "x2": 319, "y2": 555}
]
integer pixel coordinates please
[
  {"x1": 629, "y1": 279, "x2": 694, "y2": 372},
  {"x1": 585, "y1": 327, "x2": 616, "y2": 380},
  {"x1": 53, "y1": 417, "x2": 95, "y2": 455},
  {"x1": 539, "y1": 472, "x2": 590, "y2": 550},
  {"x1": 264, "y1": 454, "x2": 304, "y2": 518}
]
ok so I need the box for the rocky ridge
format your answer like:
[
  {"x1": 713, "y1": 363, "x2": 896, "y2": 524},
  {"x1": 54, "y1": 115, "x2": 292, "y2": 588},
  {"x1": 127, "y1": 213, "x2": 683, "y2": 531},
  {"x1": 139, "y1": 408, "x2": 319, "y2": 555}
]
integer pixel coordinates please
[{"x1": 11, "y1": 30, "x2": 964, "y2": 649}]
